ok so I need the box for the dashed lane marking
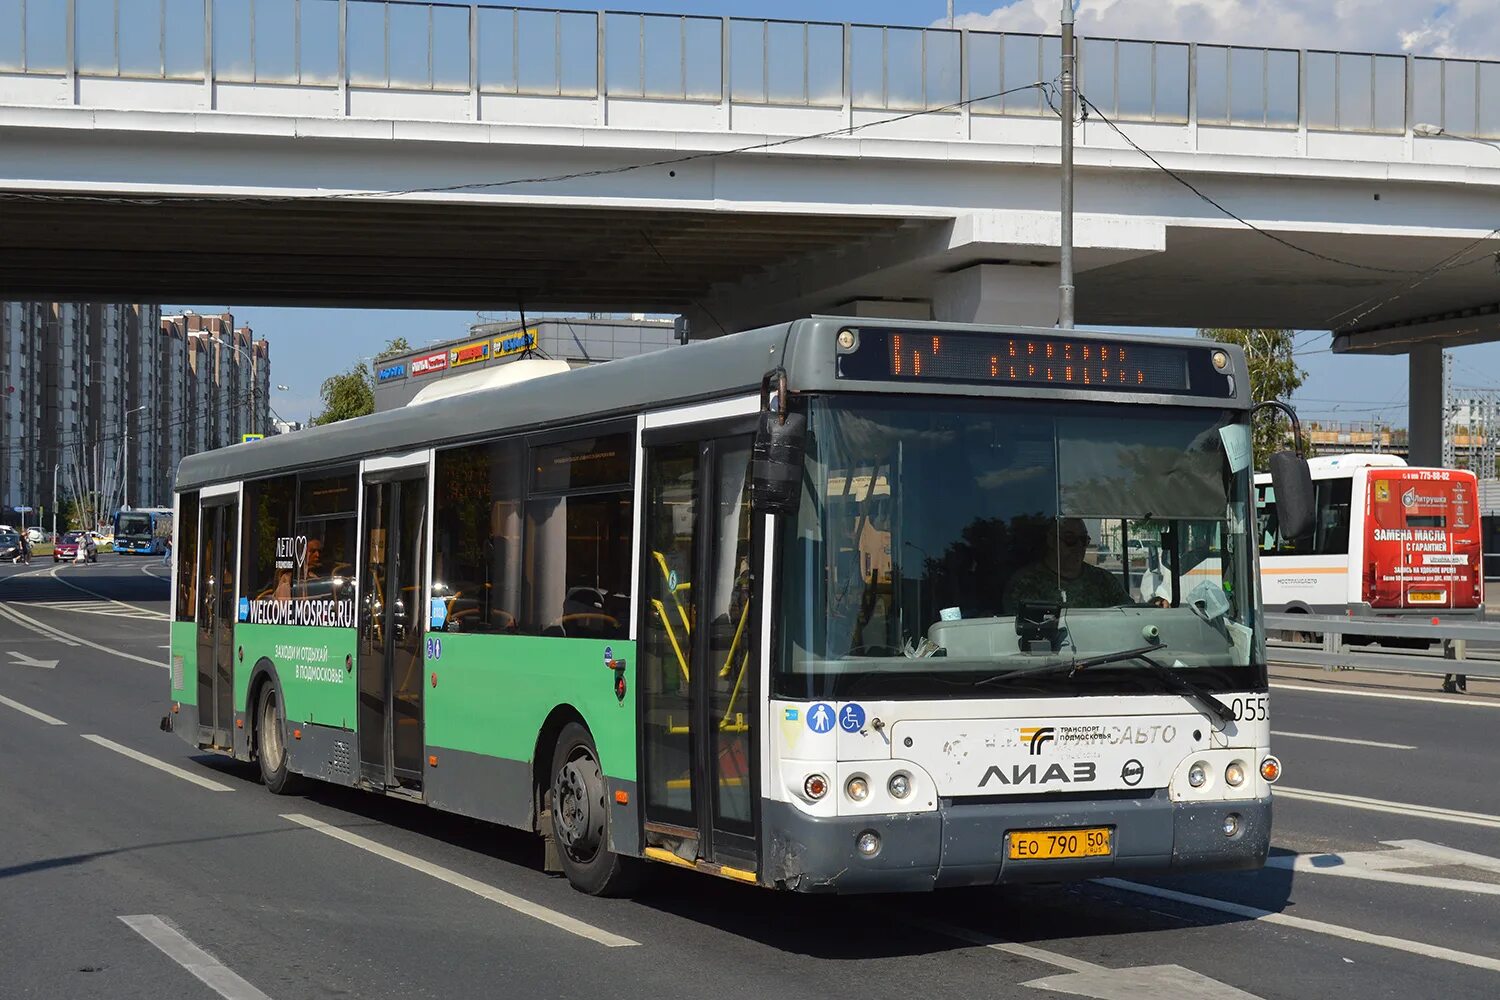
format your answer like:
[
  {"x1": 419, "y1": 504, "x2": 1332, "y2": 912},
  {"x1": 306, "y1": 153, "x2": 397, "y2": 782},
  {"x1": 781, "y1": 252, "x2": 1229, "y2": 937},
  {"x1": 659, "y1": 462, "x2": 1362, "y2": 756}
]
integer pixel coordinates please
[
  {"x1": 1099, "y1": 879, "x2": 1500, "y2": 974},
  {"x1": 0, "y1": 693, "x2": 66, "y2": 726},
  {"x1": 81, "y1": 734, "x2": 233, "y2": 792},
  {"x1": 46, "y1": 564, "x2": 168, "y2": 618},
  {"x1": 119, "y1": 915, "x2": 273, "y2": 1000},
  {"x1": 1271, "y1": 730, "x2": 1415, "y2": 750},
  {"x1": 15, "y1": 599, "x2": 162, "y2": 621},
  {"x1": 1275, "y1": 787, "x2": 1500, "y2": 829},
  {"x1": 0, "y1": 601, "x2": 164, "y2": 667},
  {"x1": 0, "y1": 601, "x2": 81, "y2": 646},
  {"x1": 1272, "y1": 682, "x2": 1500, "y2": 710},
  {"x1": 280, "y1": 813, "x2": 640, "y2": 948},
  {"x1": 909, "y1": 915, "x2": 1263, "y2": 998}
]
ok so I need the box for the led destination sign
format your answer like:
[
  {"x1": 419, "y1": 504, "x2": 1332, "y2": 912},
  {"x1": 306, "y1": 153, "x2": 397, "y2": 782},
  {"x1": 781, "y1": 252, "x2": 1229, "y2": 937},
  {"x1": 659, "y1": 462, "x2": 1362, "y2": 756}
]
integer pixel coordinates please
[{"x1": 836, "y1": 329, "x2": 1231, "y2": 397}]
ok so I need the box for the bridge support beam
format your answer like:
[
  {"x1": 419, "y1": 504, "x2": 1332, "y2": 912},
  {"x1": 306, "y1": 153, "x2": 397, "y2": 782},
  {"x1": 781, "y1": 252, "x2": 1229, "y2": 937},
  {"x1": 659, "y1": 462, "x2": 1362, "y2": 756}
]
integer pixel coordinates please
[
  {"x1": 1408, "y1": 344, "x2": 1444, "y2": 467},
  {"x1": 932, "y1": 264, "x2": 1060, "y2": 328}
]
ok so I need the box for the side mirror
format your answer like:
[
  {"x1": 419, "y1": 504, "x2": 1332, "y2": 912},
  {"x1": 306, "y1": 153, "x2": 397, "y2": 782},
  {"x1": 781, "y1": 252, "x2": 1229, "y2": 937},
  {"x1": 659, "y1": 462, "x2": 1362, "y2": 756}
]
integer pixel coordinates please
[
  {"x1": 748, "y1": 408, "x2": 806, "y2": 515},
  {"x1": 1268, "y1": 450, "x2": 1315, "y2": 540}
]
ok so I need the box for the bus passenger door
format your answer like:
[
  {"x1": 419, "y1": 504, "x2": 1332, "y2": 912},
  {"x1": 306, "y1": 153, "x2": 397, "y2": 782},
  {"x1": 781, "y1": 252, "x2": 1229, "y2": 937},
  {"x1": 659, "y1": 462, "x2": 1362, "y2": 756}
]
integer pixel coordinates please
[
  {"x1": 640, "y1": 425, "x2": 761, "y2": 873},
  {"x1": 195, "y1": 498, "x2": 238, "y2": 749},
  {"x1": 357, "y1": 471, "x2": 428, "y2": 791}
]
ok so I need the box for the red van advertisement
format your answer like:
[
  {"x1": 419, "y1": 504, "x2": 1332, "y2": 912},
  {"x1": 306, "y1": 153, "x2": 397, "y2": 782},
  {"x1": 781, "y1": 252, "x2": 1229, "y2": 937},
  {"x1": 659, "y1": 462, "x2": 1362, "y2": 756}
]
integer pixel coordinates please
[{"x1": 1363, "y1": 468, "x2": 1482, "y2": 610}]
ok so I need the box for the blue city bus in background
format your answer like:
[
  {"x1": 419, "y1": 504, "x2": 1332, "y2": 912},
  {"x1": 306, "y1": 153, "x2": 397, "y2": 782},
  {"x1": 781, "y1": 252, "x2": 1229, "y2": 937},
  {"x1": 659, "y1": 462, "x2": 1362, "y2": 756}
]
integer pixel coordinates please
[{"x1": 113, "y1": 507, "x2": 173, "y2": 555}]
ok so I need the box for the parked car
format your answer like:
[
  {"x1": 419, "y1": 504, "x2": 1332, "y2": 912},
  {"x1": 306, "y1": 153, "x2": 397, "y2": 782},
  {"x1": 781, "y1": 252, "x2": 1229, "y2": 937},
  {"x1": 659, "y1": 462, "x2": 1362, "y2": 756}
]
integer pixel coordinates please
[
  {"x1": 24, "y1": 527, "x2": 45, "y2": 544},
  {"x1": 54, "y1": 531, "x2": 98, "y2": 563},
  {"x1": 0, "y1": 530, "x2": 27, "y2": 563}
]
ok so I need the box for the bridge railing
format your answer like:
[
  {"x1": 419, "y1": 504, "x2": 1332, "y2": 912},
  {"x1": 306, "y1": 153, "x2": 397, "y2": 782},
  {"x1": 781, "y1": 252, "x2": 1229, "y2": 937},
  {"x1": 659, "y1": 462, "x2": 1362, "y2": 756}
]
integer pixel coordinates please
[{"x1": 3, "y1": 0, "x2": 1500, "y2": 143}]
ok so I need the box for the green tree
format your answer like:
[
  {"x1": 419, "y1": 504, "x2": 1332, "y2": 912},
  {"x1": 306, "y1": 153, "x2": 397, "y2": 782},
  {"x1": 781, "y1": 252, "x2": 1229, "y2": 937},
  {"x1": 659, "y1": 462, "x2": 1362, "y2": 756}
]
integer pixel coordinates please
[
  {"x1": 1197, "y1": 328, "x2": 1308, "y2": 470},
  {"x1": 311, "y1": 337, "x2": 412, "y2": 425},
  {"x1": 311, "y1": 363, "x2": 374, "y2": 425},
  {"x1": 375, "y1": 336, "x2": 412, "y2": 362}
]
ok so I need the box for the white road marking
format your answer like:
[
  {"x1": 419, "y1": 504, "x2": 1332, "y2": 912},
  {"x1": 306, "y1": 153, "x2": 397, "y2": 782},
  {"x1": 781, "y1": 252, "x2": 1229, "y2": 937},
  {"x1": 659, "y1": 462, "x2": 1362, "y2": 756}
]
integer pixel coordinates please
[
  {"x1": 81, "y1": 734, "x2": 233, "y2": 792},
  {"x1": 0, "y1": 693, "x2": 66, "y2": 726},
  {"x1": 119, "y1": 915, "x2": 273, "y2": 1000},
  {"x1": 0, "y1": 602, "x2": 81, "y2": 646},
  {"x1": 18, "y1": 599, "x2": 162, "y2": 621},
  {"x1": 280, "y1": 813, "x2": 639, "y2": 948},
  {"x1": 910, "y1": 916, "x2": 1263, "y2": 998},
  {"x1": 1025, "y1": 964, "x2": 1263, "y2": 999},
  {"x1": 1272, "y1": 682, "x2": 1500, "y2": 709},
  {"x1": 1266, "y1": 840, "x2": 1500, "y2": 896},
  {"x1": 1271, "y1": 730, "x2": 1415, "y2": 750},
  {"x1": 1275, "y1": 787, "x2": 1500, "y2": 829},
  {"x1": 1099, "y1": 878, "x2": 1500, "y2": 974},
  {"x1": 45, "y1": 564, "x2": 168, "y2": 617},
  {"x1": 0, "y1": 601, "x2": 164, "y2": 667},
  {"x1": 5, "y1": 650, "x2": 58, "y2": 669}
]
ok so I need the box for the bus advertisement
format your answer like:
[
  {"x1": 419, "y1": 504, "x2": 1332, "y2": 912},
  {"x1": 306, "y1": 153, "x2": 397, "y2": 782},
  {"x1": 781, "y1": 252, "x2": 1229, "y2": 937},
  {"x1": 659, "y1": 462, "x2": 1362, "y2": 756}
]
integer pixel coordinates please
[
  {"x1": 113, "y1": 507, "x2": 174, "y2": 556},
  {"x1": 162, "y1": 318, "x2": 1287, "y2": 896},
  {"x1": 1257, "y1": 454, "x2": 1483, "y2": 615}
]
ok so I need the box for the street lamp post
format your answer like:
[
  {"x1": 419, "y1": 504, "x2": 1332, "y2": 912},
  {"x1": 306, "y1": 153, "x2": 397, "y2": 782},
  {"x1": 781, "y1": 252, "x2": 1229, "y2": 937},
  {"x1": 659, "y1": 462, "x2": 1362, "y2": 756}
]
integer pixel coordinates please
[
  {"x1": 1058, "y1": 0, "x2": 1077, "y2": 329},
  {"x1": 121, "y1": 404, "x2": 148, "y2": 511}
]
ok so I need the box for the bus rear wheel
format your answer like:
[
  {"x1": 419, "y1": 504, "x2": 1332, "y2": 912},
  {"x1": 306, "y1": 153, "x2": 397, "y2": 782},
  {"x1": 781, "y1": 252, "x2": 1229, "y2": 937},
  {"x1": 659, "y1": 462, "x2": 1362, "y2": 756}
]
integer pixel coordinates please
[
  {"x1": 256, "y1": 683, "x2": 303, "y2": 795},
  {"x1": 549, "y1": 721, "x2": 639, "y2": 897}
]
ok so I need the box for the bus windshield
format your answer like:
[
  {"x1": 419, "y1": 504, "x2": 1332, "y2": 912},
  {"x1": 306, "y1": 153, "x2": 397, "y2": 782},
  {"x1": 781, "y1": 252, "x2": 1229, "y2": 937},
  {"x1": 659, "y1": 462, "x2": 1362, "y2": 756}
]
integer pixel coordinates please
[
  {"x1": 116, "y1": 513, "x2": 154, "y2": 537},
  {"x1": 778, "y1": 396, "x2": 1261, "y2": 700}
]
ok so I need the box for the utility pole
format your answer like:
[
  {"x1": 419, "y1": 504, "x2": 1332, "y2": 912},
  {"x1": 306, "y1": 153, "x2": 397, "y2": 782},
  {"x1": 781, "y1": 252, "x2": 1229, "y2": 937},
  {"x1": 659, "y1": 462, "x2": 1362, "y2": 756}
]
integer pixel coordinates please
[
  {"x1": 51, "y1": 462, "x2": 58, "y2": 539},
  {"x1": 947, "y1": 1, "x2": 954, "y2": 27},
  {"x1": 1058, "y1": 0, "x2": 1077, "y2": 329}
]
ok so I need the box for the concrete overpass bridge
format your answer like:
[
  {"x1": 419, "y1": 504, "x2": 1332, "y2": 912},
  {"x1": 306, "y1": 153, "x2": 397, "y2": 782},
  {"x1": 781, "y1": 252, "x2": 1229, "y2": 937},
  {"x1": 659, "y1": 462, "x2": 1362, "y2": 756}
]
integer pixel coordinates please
[{"x1": 4, "y1": 2, "x2": 1500, "y2": 460}]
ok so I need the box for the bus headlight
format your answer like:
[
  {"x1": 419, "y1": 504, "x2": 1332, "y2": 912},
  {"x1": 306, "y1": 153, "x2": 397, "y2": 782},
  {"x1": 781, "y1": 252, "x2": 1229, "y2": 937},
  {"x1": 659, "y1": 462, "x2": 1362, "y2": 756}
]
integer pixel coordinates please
[
  {"x1": 888, "y1": 772, "x2": 912, "y2": 799},
  {"x1": 1225, "y1": 761, "x2": 1246, "y2": 787},
  {"x1": 856, "y1": 831, "x2": 881, "y2": 856},
  {"x1": 1188, "y1": 762, "x2": 1208, "y2": 788},
  {"x1": 845, "y1": 776, "x2": 870, "y2": 802}
]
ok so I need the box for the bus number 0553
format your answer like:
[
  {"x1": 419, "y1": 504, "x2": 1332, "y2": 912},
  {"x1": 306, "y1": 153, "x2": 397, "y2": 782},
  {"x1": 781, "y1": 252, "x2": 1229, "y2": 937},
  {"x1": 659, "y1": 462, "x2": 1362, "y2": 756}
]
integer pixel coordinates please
[{"x1": 1230, "y1": 696, "x2": 1268, "y2": 722}]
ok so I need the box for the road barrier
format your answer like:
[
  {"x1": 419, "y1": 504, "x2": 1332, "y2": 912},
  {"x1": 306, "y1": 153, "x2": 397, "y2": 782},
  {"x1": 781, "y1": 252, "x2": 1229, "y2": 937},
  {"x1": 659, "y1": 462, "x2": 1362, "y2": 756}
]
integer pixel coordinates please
[{"x1": 1265, "y1": 612, "x2": 1500, "y2": 681}]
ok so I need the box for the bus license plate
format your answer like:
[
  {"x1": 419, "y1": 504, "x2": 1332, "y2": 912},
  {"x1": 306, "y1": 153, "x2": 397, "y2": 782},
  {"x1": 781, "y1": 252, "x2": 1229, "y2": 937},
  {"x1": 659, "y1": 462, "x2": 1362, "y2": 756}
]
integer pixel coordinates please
[
  {"x1": 1008, "y1": 828, "x2": 1112, "y2": 860},
  {"x1": 1408, "y1": 590, "x2": 1446, "y2": 603}
]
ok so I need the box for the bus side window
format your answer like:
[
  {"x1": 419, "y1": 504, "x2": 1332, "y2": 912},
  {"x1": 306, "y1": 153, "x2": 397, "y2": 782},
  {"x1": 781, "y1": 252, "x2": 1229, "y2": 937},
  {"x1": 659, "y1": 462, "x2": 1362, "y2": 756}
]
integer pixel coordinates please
[
  {"x1": 523, "y1": 433, "x2": 634, "y2": 641},
  {"x1": 176, "y1": 491, "x2": 200, "y2": 621},
  {"x1": 432, "y1": 440, "x2": 524, "y2": 634}
]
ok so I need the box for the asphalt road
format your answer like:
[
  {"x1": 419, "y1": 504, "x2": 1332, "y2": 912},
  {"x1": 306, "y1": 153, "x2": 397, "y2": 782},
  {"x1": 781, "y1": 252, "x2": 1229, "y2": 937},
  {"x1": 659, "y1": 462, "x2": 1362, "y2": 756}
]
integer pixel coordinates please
[{"x1": 2, "y1": 557, "x2": 1499, "y2": 999}]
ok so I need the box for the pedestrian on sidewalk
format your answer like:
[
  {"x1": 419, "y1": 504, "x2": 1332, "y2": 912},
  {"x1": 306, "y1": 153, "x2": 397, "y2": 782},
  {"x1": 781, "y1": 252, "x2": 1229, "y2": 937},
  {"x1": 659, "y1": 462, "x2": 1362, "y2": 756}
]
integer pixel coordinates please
[{"x1": 1441, "y1": 672, "x2": 1467, "y2": 694}]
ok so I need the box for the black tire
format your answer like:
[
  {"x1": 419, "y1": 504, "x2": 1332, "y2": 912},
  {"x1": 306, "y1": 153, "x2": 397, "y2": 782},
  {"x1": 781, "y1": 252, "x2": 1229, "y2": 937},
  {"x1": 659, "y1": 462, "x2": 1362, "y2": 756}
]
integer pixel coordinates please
[
  {"x1": 256, "y1": 682, "x2": 303, "y2": 795},
  {"x1": 549, "y1": 721, "x2": 640, "y2": 897}
]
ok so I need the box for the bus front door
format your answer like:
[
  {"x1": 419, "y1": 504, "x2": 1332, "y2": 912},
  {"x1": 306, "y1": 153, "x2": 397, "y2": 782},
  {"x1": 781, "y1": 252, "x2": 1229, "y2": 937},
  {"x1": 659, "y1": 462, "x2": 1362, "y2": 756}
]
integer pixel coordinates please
[
  {"x1": 195, "y1": 499, "x2": 238, "y2": 750},
  {"x1": 639, "y1": 427, "x2": 761, "y2": 874},
  {"x1": 356, "y1": 473, "x2": 428, "y2": 792}
]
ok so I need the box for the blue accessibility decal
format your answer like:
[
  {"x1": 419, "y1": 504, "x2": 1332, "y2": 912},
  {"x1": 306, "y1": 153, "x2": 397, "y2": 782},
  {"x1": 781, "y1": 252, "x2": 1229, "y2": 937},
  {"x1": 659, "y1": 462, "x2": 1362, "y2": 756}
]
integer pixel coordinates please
[
  {"x1": 806, "y1": 702, "x2": 836, "y2": 734},
  {"x1": 839, "y1": 703, "x2": 866, "y2": 733},
  {"x1": 237, "y1": 596, "x2": 249, "y2": 622}
]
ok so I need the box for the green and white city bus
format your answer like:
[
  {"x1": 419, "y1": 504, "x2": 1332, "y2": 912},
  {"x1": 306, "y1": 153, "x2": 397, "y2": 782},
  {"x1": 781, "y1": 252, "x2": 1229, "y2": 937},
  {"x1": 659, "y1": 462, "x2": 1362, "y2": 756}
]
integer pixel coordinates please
[{"x1": 164, "y1": 317, "x2": 1290, "y2": 895}]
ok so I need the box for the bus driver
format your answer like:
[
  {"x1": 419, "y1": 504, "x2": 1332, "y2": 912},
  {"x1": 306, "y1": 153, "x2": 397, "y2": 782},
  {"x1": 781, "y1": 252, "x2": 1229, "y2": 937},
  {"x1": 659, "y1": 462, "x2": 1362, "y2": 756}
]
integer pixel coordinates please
[{"x1": 1004, "y1": 517, "x2": 1129, "y2": 611}]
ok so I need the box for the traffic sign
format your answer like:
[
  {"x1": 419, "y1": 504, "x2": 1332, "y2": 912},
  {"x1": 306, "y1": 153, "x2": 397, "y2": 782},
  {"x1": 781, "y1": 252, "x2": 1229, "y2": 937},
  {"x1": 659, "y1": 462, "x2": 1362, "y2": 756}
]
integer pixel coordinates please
[
  {"x1": 13, "y1": 506, "x2": 32, "y2": 513},
  {"x1": 241, "y1": 433, "x2": 264, "y2": 443}
]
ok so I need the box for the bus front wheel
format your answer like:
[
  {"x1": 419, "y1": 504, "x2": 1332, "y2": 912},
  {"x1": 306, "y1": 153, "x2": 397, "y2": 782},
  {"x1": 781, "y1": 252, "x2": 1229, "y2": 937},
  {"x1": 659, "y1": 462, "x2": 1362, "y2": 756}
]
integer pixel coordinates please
[{"x1": 548, "y1": 721, "x2": 639, "y2": 897}]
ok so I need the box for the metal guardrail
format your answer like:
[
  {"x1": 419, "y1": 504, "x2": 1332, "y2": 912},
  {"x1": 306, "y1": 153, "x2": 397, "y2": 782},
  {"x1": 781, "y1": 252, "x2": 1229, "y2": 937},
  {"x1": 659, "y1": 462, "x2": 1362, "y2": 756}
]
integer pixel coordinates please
[
  {"x1": 3, "y1": 0, "x2": 1500, "y2": 140},
  {"x1": 1265, "y1": 611, "x2": 1500, "y2": 681}
]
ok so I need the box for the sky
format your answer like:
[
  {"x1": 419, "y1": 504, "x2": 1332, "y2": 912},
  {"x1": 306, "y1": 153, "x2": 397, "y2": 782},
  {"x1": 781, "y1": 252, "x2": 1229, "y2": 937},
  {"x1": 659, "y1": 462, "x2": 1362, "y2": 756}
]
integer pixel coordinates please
[{"x1": 192, "y1": 0, "x2": 1500, "y2": 426}]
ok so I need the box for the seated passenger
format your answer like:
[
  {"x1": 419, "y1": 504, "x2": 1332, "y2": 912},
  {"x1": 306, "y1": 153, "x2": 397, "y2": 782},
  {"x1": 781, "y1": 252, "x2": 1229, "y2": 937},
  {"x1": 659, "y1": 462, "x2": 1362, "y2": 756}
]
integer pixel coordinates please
[{"x1": 1004, "y1": 517, "x2": 1128, "y2": 611}]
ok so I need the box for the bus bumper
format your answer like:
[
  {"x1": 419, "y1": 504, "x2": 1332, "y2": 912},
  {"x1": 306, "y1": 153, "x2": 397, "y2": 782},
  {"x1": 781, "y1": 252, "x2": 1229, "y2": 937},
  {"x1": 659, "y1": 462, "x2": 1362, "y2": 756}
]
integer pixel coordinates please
[{"x1": 761, "y1": 791, "x2": 1271, "y2": 893}]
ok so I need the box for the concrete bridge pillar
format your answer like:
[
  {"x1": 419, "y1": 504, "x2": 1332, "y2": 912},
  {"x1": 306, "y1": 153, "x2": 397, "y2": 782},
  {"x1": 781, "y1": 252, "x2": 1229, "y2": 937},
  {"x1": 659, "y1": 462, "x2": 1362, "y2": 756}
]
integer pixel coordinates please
[
  {"x1": 1408, "y1": 344, "x2": 1444, "y2": 467},
  {"x1": 932, "y1": 264, "x2": 1060, "y2": 328}
]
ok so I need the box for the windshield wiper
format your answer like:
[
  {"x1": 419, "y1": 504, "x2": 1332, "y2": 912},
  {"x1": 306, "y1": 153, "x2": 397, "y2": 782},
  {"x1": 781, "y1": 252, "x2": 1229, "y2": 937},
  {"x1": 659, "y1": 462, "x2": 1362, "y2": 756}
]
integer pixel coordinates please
[{"x1": 979, "y1": 644, "x2": 1236, "y2": 727}]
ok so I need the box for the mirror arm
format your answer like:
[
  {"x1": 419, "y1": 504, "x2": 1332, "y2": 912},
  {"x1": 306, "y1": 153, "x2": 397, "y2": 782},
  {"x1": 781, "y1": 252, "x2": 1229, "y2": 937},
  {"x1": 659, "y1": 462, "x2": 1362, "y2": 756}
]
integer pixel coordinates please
[{"x1": 1251, "y1": 400, "x2": 1305, "y2": 459}]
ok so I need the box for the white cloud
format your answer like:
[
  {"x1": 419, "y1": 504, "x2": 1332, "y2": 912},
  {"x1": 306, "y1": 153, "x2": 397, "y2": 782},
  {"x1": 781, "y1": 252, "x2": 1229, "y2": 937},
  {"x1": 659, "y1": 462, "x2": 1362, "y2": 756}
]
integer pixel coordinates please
[{"x1": 951, "y1": 1, "x2": 1500, "y2": 60}]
